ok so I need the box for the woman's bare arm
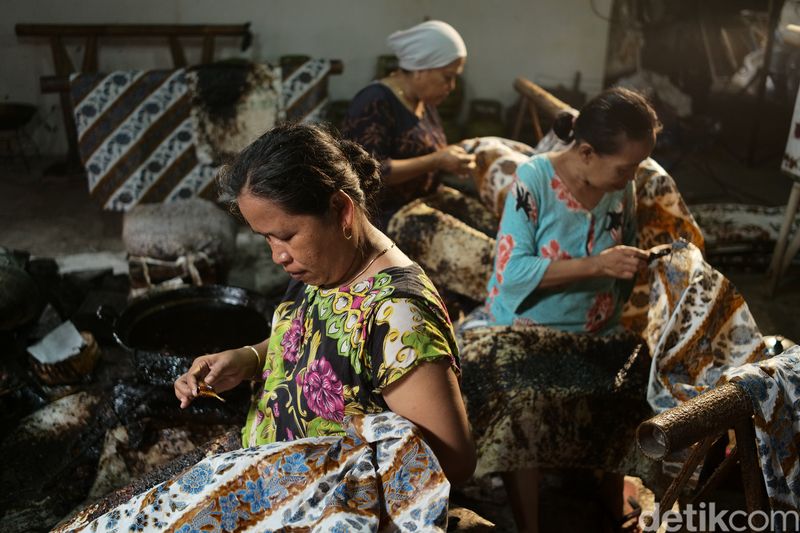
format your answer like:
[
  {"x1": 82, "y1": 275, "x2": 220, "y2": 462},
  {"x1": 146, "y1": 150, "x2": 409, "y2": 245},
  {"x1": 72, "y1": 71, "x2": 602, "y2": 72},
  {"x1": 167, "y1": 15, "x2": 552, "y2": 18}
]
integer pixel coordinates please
[{"x1": 382, "y1": 360, "x2": 476, "y2": 485}]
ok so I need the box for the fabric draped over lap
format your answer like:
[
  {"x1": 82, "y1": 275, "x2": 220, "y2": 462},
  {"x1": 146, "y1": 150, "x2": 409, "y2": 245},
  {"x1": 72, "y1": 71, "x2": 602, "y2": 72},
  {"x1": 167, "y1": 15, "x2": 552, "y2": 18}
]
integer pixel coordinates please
[
  {"x1": 458, "y1": 325, "x2": 650, "y2": 477},
  {"x1": 53, "y1": 413, "x2": 451, "y2": 533},
  {"x1": 387, "y1": 192, "x2": 496, "y2": 303}
]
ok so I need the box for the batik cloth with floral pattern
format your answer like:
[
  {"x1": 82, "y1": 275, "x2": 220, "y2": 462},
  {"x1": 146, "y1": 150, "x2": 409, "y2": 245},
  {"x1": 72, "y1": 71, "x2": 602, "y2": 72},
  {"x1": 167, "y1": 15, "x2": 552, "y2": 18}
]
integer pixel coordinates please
[
  {"x1": 484, "y1": 153, "x2": 637, "y2": 334},
  {"x1": 643, "y1": 241, "x2": 764, "y2": 411},
  {"x1": 724, "y1": 348, "x2": 800, "y2": 513},
  {"x1": 242, "y1": 263, "x2": 459, "y2": 447},
  {"x1": 53, "y1": 412, "x2": 451, "y2": 532}
]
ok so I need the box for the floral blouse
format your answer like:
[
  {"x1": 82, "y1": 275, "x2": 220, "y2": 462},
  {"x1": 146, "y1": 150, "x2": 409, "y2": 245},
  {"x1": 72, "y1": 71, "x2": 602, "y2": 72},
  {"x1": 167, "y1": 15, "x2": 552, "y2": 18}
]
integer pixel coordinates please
[
  {"x1": 242, "y1": 264, "x2": 459, "y2": 447},
  {"x1": 484, "y1": 154, "x2": 637, "y2": 334},
  {"x1": 341, "y1": 82, "x2": 447, "y2": 217}
]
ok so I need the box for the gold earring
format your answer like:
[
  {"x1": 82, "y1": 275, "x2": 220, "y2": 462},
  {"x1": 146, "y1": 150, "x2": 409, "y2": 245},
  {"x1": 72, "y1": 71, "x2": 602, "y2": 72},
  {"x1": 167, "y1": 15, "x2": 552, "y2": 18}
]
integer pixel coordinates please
[{"x1": 343, "y1": 225, "x2": 352, "y2": 240}]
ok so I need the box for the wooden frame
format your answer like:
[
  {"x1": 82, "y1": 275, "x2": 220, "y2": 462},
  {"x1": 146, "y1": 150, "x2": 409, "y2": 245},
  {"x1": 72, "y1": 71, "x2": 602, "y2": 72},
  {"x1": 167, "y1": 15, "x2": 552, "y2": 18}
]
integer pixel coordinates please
[{"x1": 15, "y1": 23, "x2": 253, "y2": 173}]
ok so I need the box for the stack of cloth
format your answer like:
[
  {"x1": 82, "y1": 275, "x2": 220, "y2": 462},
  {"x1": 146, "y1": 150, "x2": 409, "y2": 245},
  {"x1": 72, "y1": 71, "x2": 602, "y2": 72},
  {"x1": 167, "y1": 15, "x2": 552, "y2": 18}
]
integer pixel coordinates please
[{"x1": 691, "y1": 203, "x2": 800, "y2": 271}]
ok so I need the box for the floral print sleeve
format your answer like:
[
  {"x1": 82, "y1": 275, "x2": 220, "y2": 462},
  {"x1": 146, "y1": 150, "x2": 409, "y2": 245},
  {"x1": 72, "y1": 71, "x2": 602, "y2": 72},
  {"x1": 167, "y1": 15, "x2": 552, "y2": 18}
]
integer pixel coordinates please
[
  {"x1": 482, "y1": 154, "x2": 636, "y2": 334},
  {"x1": 368, "y1": 297, "x2": 459, "y2": 392},
  {"x1": 488, "y1": 164, "x2": 550, "y2": 315}
]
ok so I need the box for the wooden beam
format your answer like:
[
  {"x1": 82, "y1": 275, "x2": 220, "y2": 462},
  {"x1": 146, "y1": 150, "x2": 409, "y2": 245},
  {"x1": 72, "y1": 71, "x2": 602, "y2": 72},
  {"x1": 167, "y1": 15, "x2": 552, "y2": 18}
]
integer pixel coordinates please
[
  {"x1": 513, "y1": 77, "x2": 572, "y2": 123},
  {"x1": 81, "y1": 35, "x2": 98, "y2": 73},
  {"x1": 168, "y1": 36, "x2": 187, "y2": 68},
  {"x1": 17, "y1": 23, "x2": 250, "y2": 38}
]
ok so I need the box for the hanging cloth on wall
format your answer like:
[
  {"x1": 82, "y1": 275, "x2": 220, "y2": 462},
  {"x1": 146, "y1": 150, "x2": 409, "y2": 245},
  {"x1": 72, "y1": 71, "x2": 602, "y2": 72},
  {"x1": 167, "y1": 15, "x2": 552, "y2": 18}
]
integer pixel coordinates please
[
  {"x1": 70, "y1": 59, "x2": 336, "y2": 211},
  {"x1": 70, "y1": 69, "x2": 218, "y2": 211},
  {"x1": 282, "y1": 58, "x2": 332, "y2": 123}
]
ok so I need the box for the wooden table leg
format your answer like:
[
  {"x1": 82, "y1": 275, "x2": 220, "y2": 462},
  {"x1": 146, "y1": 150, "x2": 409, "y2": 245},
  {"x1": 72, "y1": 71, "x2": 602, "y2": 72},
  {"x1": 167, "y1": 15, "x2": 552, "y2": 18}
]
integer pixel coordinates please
[{"x1": 769, "y1": 181, "x2": 800, "y2": 293}]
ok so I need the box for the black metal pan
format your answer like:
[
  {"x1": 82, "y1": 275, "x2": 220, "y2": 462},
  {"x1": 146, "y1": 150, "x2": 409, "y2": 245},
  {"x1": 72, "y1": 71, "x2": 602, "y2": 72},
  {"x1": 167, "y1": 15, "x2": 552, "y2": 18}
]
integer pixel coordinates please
[{"x1": 98, "y1": 285, "x2": 273, "y2": 386}]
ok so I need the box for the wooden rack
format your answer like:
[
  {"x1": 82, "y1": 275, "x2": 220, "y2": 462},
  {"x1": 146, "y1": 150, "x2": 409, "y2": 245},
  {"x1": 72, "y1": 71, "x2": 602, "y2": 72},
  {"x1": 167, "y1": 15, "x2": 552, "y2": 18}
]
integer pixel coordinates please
[{"x1": 15, "y1": 23, "x2": 253, "y2": 174}]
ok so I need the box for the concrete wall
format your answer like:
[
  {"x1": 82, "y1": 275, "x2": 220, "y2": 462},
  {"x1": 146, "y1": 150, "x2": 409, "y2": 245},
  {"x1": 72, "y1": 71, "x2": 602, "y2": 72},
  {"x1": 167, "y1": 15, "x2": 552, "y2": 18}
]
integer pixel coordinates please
[{"x1": 1, "y1": 0, "x2": 612, "y2": 155}]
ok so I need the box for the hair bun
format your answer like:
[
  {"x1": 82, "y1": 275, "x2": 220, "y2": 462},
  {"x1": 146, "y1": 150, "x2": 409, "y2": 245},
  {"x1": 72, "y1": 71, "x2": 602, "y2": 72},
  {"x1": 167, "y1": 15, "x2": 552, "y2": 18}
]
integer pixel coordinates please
[
  {"x1": 340, "y1": 139, "x2": 382, "y2": 211},
  {"x1": 552, "y1": 111, "x2": 576, "y2": 143}
]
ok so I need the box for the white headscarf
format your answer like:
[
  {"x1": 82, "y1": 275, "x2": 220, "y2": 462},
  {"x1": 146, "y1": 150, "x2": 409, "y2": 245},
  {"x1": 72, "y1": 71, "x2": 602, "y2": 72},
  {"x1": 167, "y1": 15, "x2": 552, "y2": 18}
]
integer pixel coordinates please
[{"x1": 387, "y1": 20, "x2": 467, "y2": 71}]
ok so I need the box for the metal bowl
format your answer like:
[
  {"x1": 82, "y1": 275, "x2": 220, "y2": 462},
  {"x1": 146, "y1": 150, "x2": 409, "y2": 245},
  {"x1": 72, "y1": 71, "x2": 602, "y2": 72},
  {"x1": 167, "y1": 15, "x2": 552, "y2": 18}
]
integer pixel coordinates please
[{"x1": 98, "y1": 285, "x2": 273, "y2": 386}]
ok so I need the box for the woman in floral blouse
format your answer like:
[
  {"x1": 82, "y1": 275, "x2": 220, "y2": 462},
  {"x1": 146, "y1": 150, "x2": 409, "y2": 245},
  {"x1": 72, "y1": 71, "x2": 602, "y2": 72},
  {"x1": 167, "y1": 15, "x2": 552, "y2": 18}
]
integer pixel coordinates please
[
  {"x1": 463, "y1": 87, "x2": 663, "y2": 532},
  {"x1": 174, "y1": 122, "x2": 475, "y2": 486}
]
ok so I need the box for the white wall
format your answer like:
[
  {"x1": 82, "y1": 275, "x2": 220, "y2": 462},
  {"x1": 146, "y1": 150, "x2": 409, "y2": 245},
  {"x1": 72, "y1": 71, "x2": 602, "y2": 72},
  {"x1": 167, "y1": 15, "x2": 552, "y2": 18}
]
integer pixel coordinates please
[{"x1": 1, "y1": 0, "x2": 613, "y2": 155}]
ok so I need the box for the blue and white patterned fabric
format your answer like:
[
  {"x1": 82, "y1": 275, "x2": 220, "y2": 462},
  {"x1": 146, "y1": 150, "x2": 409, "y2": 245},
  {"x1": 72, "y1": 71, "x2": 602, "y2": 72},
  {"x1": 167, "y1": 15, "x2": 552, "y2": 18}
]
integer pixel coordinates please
[
  {"x1": 70, "y1": 69, "x2": 217, "y2": 211},
  {"x1": 53, "y1": 412, "x2": 450, "y2": 532},
  {"x1": 725, "y1": 348, "x2": 800, "y2": 513},
  {"x1": 282, "y1": 58, "x2": 332, "y2": 123}
]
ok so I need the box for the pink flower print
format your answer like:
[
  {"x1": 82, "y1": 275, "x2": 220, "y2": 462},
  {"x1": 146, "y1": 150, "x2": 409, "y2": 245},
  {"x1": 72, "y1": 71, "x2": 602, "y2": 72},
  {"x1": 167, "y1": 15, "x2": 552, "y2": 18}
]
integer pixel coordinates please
[
  {"x1": 286, "y1": 427, "x2": 294, "y2": 440},
  {"x1": 300, "y1": 357, "x2": 344, "y2": 422},
  {"x1": 281, "y1": 311, "x2": 305, "y2": 364},
  {"x1": 513, "y1": 316, "x2": 538, "y2": 327},
  {"x1": 495, "y1": 234, "x2": 515, "y2": 284},
  {"x1": 551, "y1": 177, "x2": 583, "y2": 211},
  {"x1": 272, "y1": 402, "x2": 280, "y2": 418},
  {"x1": 586, "y1": 292, "x2": 614, "y2": 333},
  {"x1": 254, "y1": 410, "x2": 264, "y2": 427},
  {"x1": 261, "y1": 369, "x2": 271, "y2": 381},
  {"x1": 540, "y1": 240, "x2": 572, "y2": 260}
]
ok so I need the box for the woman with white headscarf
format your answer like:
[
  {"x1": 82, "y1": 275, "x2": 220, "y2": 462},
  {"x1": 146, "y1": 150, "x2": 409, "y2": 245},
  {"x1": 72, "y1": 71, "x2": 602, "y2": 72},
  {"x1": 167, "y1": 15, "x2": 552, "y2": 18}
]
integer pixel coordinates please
[{"x1": 341, "y1": 20, "x2": 476, "y2": 227}]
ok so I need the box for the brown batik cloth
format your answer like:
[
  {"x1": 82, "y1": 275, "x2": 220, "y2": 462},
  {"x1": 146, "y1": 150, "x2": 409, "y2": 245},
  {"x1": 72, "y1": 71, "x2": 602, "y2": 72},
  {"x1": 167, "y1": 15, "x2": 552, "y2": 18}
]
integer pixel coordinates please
[{"x1": 459, "y1": 325, "x2": 651, "y2": 477}]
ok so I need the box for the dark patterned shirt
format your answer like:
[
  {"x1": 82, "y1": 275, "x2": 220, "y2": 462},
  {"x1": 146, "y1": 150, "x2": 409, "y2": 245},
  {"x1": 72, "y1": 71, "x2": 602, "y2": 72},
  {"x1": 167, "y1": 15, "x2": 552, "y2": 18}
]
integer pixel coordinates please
[{"x1": 341, "y1": 82, "x2": 447, "y2": 217}]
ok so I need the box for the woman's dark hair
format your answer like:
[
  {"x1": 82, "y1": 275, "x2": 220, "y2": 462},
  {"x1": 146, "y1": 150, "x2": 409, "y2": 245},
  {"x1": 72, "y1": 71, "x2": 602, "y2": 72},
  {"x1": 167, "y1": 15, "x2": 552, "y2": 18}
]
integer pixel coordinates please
[
  {"x1": 552, "y1": 87, "x2": 661, "y2": 155},
  {"x1": 218, "y1": 122, "x2": 381, "y2": 218}
]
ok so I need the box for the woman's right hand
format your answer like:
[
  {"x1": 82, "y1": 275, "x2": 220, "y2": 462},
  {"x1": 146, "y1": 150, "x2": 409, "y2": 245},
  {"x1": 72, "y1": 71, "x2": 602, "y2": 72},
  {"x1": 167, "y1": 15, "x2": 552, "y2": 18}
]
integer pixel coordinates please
[
  {"x1": 435, "y1": 144, "x2": 476, "y2": 176},
  {"x1": 591, "y1": 245, "x2": 647, "y2": 280},
  {"x1": 174, "y1": 347, "x2": 259, "y2": 409}
]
